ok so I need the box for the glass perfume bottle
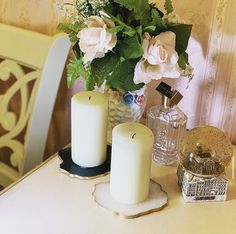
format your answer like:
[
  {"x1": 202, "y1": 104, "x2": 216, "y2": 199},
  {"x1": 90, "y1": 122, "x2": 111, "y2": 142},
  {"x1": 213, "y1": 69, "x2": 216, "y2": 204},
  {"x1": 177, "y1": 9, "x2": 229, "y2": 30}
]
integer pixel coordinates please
[{"x1": 147, "y1": 82, "x2": 187, "y2": 165}]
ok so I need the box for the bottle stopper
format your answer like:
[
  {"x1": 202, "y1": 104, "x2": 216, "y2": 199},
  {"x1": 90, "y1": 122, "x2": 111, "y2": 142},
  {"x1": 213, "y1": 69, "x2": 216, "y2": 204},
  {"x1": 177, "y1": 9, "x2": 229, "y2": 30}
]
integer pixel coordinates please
[{"x1": 156, "y1": 82, "x2": 183, "y2": 107}]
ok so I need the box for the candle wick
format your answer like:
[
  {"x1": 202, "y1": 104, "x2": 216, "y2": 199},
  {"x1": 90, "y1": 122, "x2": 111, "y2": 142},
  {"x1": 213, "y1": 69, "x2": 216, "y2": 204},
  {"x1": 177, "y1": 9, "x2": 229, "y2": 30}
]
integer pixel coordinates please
[
  {"x1": 89, "y1": 96, "x2": 91, "y2": 100},
  {"x1": 132, "y1": 133, "x2": 136, "y2": 139}
]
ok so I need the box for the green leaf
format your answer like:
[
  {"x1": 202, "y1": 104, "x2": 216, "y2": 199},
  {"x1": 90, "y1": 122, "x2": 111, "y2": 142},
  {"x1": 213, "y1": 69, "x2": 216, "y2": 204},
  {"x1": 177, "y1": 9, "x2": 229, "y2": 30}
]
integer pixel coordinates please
[
  {"x1": 72, "y1": 43, "x2": 81, "y2": 59},
  {"x1": 150, "y1": 3, "x2": 164, "y2": 17},
  {"x1": 91, "y1": 54, "x2": 120, "y2": 87},
  {"x1": 120, "y1": 56, "x2": 125, "y2": 62},
  {"x1": 164, "y1": 0, "x2": 174, "y2": 14},
  {"x1": 178, "y1": 52, "x2": 189, "y2": 70},
  {"x1": 151, "y1": 8, "x2": 163, "y2": 25},
  {"x1": 136, "y1": 25, "x2": 142, "y2": 39},
  {"x1": 67, "y1": 58, "x2": 95, "y2": 90},
  {"x1": 123, "y1": 28, "x2": 136, "y2": 37},
  {"x1": 143, "y1": 25, "x2": 156, "y2": 32},
  {"x1": 66, "y1": 58, "x2": 82, "y2": 87},
  {"x1": 85, "y1": 76, "x2": 96, "y2": 91},
  {"x1": 106, "y1": 25, "x2": 124, "y2": 33},
  {"x1": 168, "y1": 24, "x2": 192, "y2": 54},
  {"x1": 106, "y1": 59, "x2": 144, "y2": 92},
  {"x1": 113, "y1": 0, "x2": 150, "y2": 20},
  {"x1": 119, "y1": 35, "x2": 143, "y2": 59},
  {"x1": 68, "y1": 33, "x2": 78, "y2": 43},
  {"x1": 57, "y1": 22, "x2": 84, "y2": 43},
  {"x1": 144, "y1": 8, "x2": 166, "y2": 34},
  {"x1": 106, "y1": 13, "x2": 136, "y2": 37}
]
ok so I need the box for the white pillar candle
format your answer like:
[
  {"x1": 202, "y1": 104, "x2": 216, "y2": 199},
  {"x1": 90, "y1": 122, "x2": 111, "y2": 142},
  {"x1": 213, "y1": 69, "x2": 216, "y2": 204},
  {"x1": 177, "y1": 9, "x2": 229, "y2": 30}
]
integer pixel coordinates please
[
  {"x1": 110, "y1": 122, "x2": 154, "y2": 204},
  {"x1": 71, "y1": 91, "x2": 108, "y2": 167}
]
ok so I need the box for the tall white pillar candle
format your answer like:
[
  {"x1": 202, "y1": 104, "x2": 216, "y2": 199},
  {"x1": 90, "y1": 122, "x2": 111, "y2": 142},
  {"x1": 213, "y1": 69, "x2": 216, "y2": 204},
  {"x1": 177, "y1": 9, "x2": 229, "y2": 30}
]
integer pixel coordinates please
[
  {"x1": 110, "y1": 123, "x2": 154, "y2": 204},
  {"x1": 71, "y1": 91, "x2": 108, "y2": 167}
]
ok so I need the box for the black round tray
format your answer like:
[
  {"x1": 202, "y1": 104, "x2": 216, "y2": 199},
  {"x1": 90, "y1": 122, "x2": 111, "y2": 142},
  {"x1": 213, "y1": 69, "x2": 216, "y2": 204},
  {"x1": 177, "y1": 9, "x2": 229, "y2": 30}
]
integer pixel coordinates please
[{"x1": 58, "y1": 146, "x2": 111, "y2": 179}]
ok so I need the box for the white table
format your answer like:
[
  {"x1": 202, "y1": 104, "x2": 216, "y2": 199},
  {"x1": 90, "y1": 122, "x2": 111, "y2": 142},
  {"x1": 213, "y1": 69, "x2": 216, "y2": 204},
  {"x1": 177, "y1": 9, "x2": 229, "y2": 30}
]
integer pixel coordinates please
[{"x1": 0, "y1": 148, "x2": 235, "y2": 234}]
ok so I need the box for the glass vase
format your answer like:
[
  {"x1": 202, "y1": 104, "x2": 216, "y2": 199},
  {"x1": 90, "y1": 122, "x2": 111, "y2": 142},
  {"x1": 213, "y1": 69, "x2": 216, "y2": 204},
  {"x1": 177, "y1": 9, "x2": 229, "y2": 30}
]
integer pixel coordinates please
[{"x1": 105, "y1": 85, "x2": 147, "y2": 144}]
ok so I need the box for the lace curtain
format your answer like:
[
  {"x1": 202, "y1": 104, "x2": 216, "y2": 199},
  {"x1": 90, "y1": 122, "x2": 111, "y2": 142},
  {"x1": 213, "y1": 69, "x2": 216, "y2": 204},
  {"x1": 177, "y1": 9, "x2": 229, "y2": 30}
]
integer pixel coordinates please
[{"x1": 0, "y1": 0, "x2": 235, "y2": 162}]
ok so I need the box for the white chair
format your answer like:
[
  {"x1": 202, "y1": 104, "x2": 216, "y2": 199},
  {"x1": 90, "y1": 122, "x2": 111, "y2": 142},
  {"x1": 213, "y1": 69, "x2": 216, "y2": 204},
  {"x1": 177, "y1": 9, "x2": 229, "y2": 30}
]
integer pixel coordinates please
[{"x1": 0, "y1": 23, "x2": 71, "y2": 187}]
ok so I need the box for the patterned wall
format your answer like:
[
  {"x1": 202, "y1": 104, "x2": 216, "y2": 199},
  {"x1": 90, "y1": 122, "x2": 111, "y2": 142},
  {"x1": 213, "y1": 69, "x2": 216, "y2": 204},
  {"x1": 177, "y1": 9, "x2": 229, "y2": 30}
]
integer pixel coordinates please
[
  {"x1": 1, "y1": 0, "x2": 236, "y2": 148},
  {"x1": 0, "y1": 0, "x2": 59, "y2": 35}
]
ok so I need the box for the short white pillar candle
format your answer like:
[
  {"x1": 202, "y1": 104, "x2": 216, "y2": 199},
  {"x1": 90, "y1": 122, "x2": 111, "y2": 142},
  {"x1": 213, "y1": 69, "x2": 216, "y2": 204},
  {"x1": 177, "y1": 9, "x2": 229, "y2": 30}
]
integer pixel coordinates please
[
  {"x1": 71, "y1": 91, "x2": 108, "y2": 167},
  {"x1": 110, "y1": 122, "x2": 154, "y2": 204}
]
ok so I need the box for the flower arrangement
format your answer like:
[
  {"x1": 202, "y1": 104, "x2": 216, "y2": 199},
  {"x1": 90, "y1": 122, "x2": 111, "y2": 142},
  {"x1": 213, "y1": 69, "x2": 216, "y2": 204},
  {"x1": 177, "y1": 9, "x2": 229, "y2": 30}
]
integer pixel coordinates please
[{"x1": 58, "y1": 0, "x2": 193, "y2": 92}]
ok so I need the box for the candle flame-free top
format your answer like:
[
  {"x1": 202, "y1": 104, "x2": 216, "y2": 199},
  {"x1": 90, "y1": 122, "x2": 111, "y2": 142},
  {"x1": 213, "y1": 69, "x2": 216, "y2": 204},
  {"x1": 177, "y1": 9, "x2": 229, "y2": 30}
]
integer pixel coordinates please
[
  {"x1": 72, "y1": 91, "x2": 108, "y2": 106},
  {"x1": 132, "y1": 133, "x2": 137, "y2": 139},
  {"x1": 112, "y1": 122, "x2": 154, "y2": 144}
]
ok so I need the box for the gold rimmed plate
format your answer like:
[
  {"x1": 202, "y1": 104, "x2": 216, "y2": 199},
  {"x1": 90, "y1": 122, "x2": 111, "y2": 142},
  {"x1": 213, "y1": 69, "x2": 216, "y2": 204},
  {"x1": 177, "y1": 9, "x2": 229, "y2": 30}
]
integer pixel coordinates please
[
  {"x1": 92, "y1": 180, "x2": 168, "y2": 219},
  {"x1": 58, "y1": 146, "x2": 111, "y2": 180}
]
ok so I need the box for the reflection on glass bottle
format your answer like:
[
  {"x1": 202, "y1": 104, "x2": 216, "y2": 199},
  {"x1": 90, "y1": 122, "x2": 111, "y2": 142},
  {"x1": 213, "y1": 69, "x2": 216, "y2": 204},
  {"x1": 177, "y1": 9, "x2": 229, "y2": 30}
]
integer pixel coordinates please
[{"x1": 147, "y1": 82, "x2": 187, "y2": 165}]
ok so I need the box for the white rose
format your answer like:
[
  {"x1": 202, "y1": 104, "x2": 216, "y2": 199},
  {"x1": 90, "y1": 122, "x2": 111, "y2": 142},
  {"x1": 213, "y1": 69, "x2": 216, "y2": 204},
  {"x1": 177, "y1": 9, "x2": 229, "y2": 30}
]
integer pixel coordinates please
[
  {"x1": 134, "y1": 58, "x2": 164, "y2": 84},
  {"x1": 78, "y1": 16, "x2": 117, "y2": 64},
  {"x1": 134, "y1": 31, "x2": 181, "y2": 84},
  {"x1": 142, "y1": 31, "x2": 179, "y2": 66}
]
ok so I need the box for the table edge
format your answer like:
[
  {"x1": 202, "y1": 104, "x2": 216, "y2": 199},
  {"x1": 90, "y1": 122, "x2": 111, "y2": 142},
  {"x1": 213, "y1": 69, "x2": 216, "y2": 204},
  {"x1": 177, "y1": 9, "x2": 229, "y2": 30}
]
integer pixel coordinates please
[{"x1": 0, "y1": 152, "x2": 58, "y2": 196}]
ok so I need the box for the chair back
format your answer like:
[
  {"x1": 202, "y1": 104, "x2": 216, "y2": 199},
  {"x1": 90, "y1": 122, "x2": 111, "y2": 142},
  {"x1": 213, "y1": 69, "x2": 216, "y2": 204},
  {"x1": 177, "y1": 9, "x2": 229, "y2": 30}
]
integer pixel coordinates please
[{"x1": 0, "y1": 23, "x2": 70, "y2": 187}]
